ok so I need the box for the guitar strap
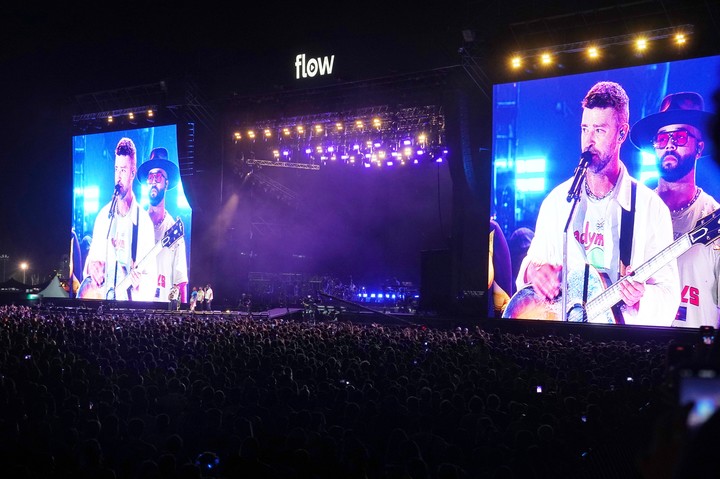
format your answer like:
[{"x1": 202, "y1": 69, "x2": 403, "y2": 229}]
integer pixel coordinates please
[
  {"x1": 127, "y1": 205, "x2": 139, "y2": 301},
  {"x1": 582, "y1": 263, "x2": 590, "y2": 322},
  {"x1": 612, "y1": 180, "x2": 637, "y2": 324}
]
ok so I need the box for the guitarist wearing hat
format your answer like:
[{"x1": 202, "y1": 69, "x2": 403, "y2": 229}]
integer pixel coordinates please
[
  {"x1": 138, "y1": 147, "x2": 189, "y2": 305},
  {"x1": 630, "y1": 92, "x2": 720, "y2": 328}
]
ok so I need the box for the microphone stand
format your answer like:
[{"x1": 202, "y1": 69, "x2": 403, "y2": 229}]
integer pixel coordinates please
[
  {"x1": 105, "y1": 186, "x2": 120, "y2": 300},
  {"x1": 562, "y1": 153, "x2": 590, "y2": 321}
]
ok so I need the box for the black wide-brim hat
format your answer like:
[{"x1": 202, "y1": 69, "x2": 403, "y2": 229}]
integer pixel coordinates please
[
  {"x1": 630, "y1": 91, "x2": 715, "y2": 158},
  {"x1": 137, "y1": 147, "x2": 180, "y2": 189}
]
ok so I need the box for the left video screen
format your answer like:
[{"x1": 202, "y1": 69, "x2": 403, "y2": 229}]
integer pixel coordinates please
[{"x1": 70, "y1": 125, "x2": 192, "y2": 304}]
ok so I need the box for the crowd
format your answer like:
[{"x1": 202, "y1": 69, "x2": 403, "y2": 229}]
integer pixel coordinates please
[{"x1": 0, "y1": 303, "x2": 715, "y2": 479}]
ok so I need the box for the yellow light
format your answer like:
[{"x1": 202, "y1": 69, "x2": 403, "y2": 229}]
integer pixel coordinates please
[
  {"x1": 675, "y1": 33, "x2": 686, "y2": 45},
  {"x1": 147, "y1": 109, "x2": 154, "y2": 117},
  {"x1": 417, "y1": 134, "x2": 427, "y2": 144},
  {"x1": 335, "y1": 122, "x2": 344, "y2": 131},
  {"x1": 247, "y1": 130, "x2": 256, "y2": 139},
  {"x1": 372, "y1": 118, "x2": 381, "y2": 128},
  {"x1": 297, "y1": 125, "x2": 305, "y2": 134},
  {"x1": 129, "y1": 112, "x2": 135, "y2": 120},
  {"x1": 283, "y1": 127, "x2": 291, "y2": 136},
  {"x1": 355, "y1": 120, "x2": 364, "y2": 129},
  {"x1": 540, "y1": 53, "x2": 552, "y2": 65},
  {"x1": 314, "y1": 124, "x2": 324, "y2": 133},
  {"x1": 272, "y1": 150, "x2": 280, "y2": 158},
  {"x1": 233, "y1": 131, "x2": 242, "y2": 140},
  {"x1": 587, "y1": 46, "x2": 599, "y2": 59},
  {"x1": 636, "y1": 38, "x2": 648, "y2": 51},
  {"x1": 510, "y1": 56, "x2": 522, "y2": 69},
  {"x1": 108, "y1": 116, "x2": 113, "y2": 123},
  {"x1": 264, "y1": 128, "x2": 272, "y2": 138}
]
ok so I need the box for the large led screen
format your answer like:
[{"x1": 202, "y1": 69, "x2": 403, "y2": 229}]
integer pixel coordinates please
[
  {"x1": 70, "y1": 125, "x2": 192, "y2": 304},
  {"x1": 492, "y1": 55, "x2": 720, "y2": 328}
]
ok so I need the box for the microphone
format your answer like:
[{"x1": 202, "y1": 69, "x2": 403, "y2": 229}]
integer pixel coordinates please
[
  {"x1": 566, "y1": 150, "x2": 592, "y2": 202},
  {"x1": 109, "y1": 184, "x2": 121, "y2": 219}
]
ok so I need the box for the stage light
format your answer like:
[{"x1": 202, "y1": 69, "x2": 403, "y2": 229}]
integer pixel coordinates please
[
  {"x1": 505, "y1": 25, "x2": 693, "y2": 76},
  {"x1": 272, "y1": 149, "x2": 280, "y2": 158},
  {"x1": 355, "y1": 120, "x2": 364, "y2": 129},
  {"x1": 147, "y1": 109, "x2": 154, "y2": 118},
  {"x1": 20, "y1": 262, "x2": 28, "y2": 284},
  {"x1": 264, "y1": 128, "x2": 272, "y2": 138},
  {"x1": 128, "y1": 112, "x2": 135, "y2": 120},
  {"x1": 297, "y1": 125, "x2": 305, "y2": 135},
  {"x1": 335, "y1": 122, "x2": 344, "y2": 131},
  {"x1": 247, "y1": 130, "x2": 256, "y2": 139},
  {"x1": 314, "y1": 124, "x2": 324, "y2": 134},
  {"x1": 282, "y1": 127, "x2": 291, "y2": 136},
  {"x1": 372, "y1": 117, "x2": 382, "y2": 129},
  {"x1": 233, "y1": 132, "x2": 242, "y2": 140},
  {"x1": 108, "y1": 116, "x2": 113, "y2": 123}
]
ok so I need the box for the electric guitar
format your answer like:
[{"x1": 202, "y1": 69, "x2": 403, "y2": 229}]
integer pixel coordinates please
[
  {"x1": 502, "y1": 208, "x2": 720, "y2": 323},
  {"x1": 77, "y1": 217, "x2": 184, "y2": 300}
]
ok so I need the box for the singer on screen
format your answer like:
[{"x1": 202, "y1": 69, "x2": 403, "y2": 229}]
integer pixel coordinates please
[
  {"x1": 77, "y1": 137, "x2": 157, "y2": 301},
  {"x1": 504, "y1": 81, "x2": 679, "y2": 325}
]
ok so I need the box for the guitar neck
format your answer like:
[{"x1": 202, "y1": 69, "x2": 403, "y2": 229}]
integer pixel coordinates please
[
  {"x1": 112, "y1": 240, "x2": 164, "y2": 294},
  {"x1": 586, "y1": 233, "x2": 691, "y2": 320}
]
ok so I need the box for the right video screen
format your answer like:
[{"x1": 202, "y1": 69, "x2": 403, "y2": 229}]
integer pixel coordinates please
[{"x1": 492, "y1": 54, "x2": 720, "y2": 328}]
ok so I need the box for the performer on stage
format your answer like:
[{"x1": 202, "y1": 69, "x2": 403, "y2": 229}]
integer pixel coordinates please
[
  {"x1": 513, "y1": 81, "x2": 679, "y2": 325},
  {"x1": 204, "y1": 284, "x2": 214, "y2": 311},
  {"x1": 138, "y1": 147, "x2": 188, "y2": 305},
  {"x1": 79, "y1": 137, "x2": 157, "y2": 301},
  {"x1": 630, "y1": 91, "x2": 720, "y2": 328}
]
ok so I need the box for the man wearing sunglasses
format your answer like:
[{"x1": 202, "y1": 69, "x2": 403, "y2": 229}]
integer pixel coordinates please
[
  {"x1": 631, "y1": 92, "x2": 719, "y2": 328},
  {"x1": 138, "y1": 147, "x2": 188, "y2": 306}
]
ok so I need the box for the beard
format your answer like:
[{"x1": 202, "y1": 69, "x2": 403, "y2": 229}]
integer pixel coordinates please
[
  {"x1": 657, "y1": 150, "x2": 696, "y2": 183},
  {"x1": 149, "y1": 186, "x2": 165, "y2": 207},
  {"x1": 586, "y1": 148, "x2": 612, "y2": 174}
]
